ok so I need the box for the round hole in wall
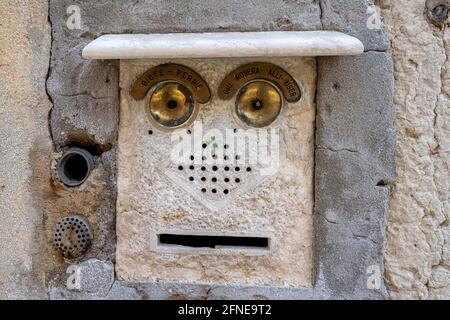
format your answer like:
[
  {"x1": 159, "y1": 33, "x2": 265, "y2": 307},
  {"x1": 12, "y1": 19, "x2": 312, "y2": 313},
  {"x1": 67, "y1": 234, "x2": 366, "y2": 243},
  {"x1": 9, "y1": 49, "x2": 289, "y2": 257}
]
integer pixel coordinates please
[
  {"x1": 224, "y1": 178, "x2": 230, "y2": 183},
  {"x1": 235, "y1": 167, "x2": 241, "y2": 172},
  {"x1": 224, "y1": 166, "x2": 230, "y2": 171},
  {"x1": 201, "y1": 177, "x2": 206, "y2": 182},
  {"x1": 212, "y1": 177, "x2": 217, "y2": 183},
  {"x1": 235, "y1": 178, "x2": 241, "y2": 183},
  {"x1": 189, "y1": 177, "x2": 194, "y2": 182},
  {"x1": 57, "y1": 148, "x2": 94, "y2": 187},
  {"x1": 224, "y1": 189, "x2": 229, "y2": 194},
  {"x1": 212, "y1": 189, "x2": 217, "y2": 194},
  {"x1": 189, "y1": 165, "x2": 195, "y2": 170},
  {"x1": 178, "y1": 165, "x2": 184, "y2": 171},
  {"x1": 247, "y1": 167, "x2": 252, "y2": 172},
  {"x1": 201, "y1": 188, "x2": 207, "y2": 193}
]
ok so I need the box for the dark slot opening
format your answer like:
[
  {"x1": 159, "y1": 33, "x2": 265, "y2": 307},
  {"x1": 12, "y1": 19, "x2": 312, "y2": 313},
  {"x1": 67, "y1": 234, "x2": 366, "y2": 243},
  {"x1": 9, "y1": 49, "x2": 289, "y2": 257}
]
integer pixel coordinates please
[{"x1": 158, "y1": 234, "x2": 269, "y2": 249}]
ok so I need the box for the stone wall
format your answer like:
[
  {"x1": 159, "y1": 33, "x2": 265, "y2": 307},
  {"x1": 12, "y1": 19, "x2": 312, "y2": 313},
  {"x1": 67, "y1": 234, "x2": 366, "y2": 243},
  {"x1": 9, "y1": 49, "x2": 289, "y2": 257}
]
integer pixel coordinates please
[{"x1": 381, "y1": 0, "x2": 450, "y2": 299}]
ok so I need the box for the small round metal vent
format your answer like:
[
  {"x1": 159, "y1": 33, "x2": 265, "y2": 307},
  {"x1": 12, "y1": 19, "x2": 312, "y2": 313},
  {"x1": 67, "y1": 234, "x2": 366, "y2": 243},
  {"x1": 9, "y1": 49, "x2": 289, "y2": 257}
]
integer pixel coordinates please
[{"x1": 53, "y1": 216, "x2": 93, "y2": 259}]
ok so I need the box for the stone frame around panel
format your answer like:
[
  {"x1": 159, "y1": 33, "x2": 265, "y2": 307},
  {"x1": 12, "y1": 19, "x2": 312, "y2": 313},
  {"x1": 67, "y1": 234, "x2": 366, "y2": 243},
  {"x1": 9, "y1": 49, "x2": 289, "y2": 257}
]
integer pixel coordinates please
[{"x1": 46, "y1": 0, "x2": 395, "y2": 300}]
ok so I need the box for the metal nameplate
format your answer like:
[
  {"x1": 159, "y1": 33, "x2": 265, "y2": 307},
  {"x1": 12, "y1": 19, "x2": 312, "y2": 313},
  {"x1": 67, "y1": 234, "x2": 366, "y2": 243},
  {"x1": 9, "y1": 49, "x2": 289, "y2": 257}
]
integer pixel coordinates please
[
  {"x1": 218, "y1": 62, "x2": 301, "y2": 103},
  {"x1": 130, "y1": 64, "x2": 211, "y2": 103}
]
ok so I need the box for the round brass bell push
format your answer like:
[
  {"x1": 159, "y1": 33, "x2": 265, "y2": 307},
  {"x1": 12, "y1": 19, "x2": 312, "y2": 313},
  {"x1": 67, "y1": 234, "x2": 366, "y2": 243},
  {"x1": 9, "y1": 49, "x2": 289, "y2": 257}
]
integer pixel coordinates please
[
  {"x1": 236, "y1": 81, "x2": 282, "y2": 128},
  {"x1": 149, "y1": 82, "x2": 195, "y2": 128}
]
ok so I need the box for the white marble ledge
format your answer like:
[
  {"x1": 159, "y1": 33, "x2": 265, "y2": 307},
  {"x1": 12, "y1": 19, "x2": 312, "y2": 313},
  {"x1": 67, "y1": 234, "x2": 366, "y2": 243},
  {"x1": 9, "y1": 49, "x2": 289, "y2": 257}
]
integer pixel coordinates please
[{"x1": 82, "y1": 31, "x2": 364, "y2": 60}]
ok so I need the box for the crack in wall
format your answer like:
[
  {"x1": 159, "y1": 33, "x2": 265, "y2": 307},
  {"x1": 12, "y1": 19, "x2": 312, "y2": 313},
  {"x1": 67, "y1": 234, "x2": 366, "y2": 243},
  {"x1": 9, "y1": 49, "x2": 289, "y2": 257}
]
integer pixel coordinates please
[
  {"x1": 318, "y1": 0, "x2": 324, "y2": 29},
  {"x1": 45, "y1": 1, "x2": 55, "y2": 151},
  {"x1": 316, "y1": 146, "x2": 359, "y2": 154}
]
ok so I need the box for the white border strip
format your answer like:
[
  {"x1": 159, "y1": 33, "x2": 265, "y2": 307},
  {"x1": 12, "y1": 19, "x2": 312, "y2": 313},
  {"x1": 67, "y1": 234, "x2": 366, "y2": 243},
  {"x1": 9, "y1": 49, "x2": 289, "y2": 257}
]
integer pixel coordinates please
[{"x1": 82, "y1": 31, "x2": 364, "y2": 60}]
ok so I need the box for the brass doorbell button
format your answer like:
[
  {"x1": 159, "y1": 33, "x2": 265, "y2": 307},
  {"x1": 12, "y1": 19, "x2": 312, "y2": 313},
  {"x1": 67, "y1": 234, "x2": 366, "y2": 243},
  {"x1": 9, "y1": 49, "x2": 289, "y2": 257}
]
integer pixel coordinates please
[
  {"x1": 149, "y1": 82, "x2": 195, "y2": 128},
  {"x1": 236, "y1": 81, "x2": 282, "y2": 128},
  {"x1": 218, "y1": 62, "x2": 301, "y2": 103},
  {"x1": 130, "y1": 63, "x2": 211, "y2": 103}
]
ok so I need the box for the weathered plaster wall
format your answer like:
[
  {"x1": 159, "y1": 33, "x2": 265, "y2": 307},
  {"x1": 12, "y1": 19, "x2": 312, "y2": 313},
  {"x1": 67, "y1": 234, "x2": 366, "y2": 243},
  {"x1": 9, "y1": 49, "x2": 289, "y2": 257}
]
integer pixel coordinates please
[
  {"x1": 381, "y1": 0, "x2": 450, "y2": 300},
  {"x1": 0, "y1": 0, "x2": 52, "y2": 299}
]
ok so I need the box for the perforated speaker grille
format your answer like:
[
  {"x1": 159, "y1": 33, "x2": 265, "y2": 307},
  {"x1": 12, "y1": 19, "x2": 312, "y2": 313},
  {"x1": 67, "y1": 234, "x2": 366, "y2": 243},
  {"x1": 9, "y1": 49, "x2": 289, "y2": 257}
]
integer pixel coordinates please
[{"x1": 53, "y1": 215, "x2": 93, "y2": 259}]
